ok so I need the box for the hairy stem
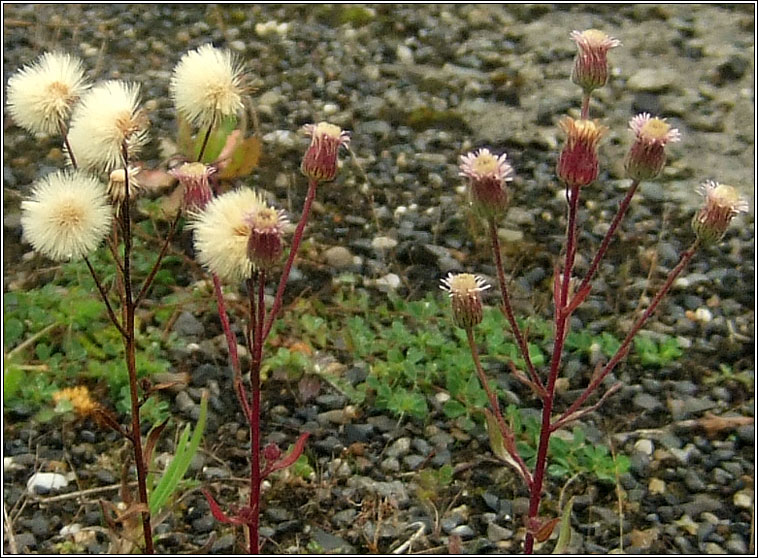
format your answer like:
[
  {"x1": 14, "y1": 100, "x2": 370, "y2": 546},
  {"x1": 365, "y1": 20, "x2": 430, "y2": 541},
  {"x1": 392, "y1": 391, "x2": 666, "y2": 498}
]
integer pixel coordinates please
[
  {"x1": 212, "y1": 273, "x2": 251, "y2": 421},
  {"x1": 554, "y1": 239, "x2": 700, "y2": 429},
  {"x1": 120, "y1": 145, "x2": 153, "y2": 554},
  {"x1": 262, "y1": 178, "x2": 318, "y2": 341},
  {"x1": 466, "y1": 328, "x2": 532, "y2": 486},
  {"x1": 524, "y1": 183, "x2": 580, "y2": 554},
  {"x1": 488, "y1": 218, "x2": 543, "y2": 393}
]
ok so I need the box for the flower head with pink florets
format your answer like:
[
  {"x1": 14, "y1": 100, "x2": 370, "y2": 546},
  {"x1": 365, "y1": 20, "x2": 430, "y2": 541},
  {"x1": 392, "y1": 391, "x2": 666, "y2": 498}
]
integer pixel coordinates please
[
  {"x1": 570, "y1": 29, "x2": 621, "y2": 93},
  {"x1": 624, "y1": 113, "x2": 681, "y2": 181},
  {"x1": 459, "y1": 148, "x2": 514, "y2": 219}
]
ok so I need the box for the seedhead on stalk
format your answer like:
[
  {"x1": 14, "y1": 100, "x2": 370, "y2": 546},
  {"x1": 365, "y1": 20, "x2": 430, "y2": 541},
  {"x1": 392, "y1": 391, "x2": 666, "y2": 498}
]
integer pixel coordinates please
[
  {"x1": 66, "y1": 80, "x2": 149, "y2": 172},
  {"x1": 170, "y1": 44, "x2": 245, "y2": 129},
  {"x1": 20, "y1": 170, "x2": 112, "y2": 261},
  {"x1": 5, "y1": 51, "x2": 89, "y2": 135}
]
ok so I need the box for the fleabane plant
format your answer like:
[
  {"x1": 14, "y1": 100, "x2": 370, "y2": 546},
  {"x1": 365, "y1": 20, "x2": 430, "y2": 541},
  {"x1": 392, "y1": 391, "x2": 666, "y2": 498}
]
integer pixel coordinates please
[
  {"x1": 443, "y1": 29, "x2": 747, "y2": 554},
  {"x1": 170, "y1": 43, "x2": 352, "y2": 554},
  {"x1": 7, "y1": 47, "x2": 188, "y2": 552}
]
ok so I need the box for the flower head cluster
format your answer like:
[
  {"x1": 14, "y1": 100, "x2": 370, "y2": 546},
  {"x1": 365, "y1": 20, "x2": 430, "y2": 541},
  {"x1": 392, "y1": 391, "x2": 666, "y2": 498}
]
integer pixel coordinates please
[
  {"x1": 170, "y1": 44, "x2": 245, "y2": 130},
  {"x1": 245, "y1": 206, "x2": 289, "y2": 271},
  {"x1": 21, "y1": 170, "x2": 113, "y2": 261},
  {"x1": 440, "y1": 273, "x2": 490, "y2": 329},
  {"x1": 67, "y1": 81, "x2": 149, "y2": 173},
  {"x1": 556, "y1": 116, "x2": 608, "y2": 188},
  {"x1": 624, "y1": 113, "x2": 681, "y2": 180},
  {"x1": 169, "y1": 162, "x2": 217, "y2": 212},
  {"x1": 692, "y1": 181, "x2": 748, "y2": 244},
  {"x1": 570, "y1": 29, "x2": 621, "y2": 93},
  {"x1": 301, "y1": 122, "x2": 351, "y2": 183},
  {"x1": 52, "y1": 386, "x2": 99, "y2": 417},
  {"x1": 190, "y1": 188, "x2": 271, "y2": 281},
  {"x1": 6, "y1": 51, "x2": 89, "y2": 136},
  {"x1": 459, "y1": 148, "x2": 514, "y2": 218}
]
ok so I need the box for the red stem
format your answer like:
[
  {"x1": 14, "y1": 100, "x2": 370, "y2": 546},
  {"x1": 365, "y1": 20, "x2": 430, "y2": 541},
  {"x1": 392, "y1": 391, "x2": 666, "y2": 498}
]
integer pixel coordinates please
[
  {"x1": 120, "y1": 146, "x2": 154, "y2": 554},
  {"x1": 212, "y1": 273, "x2": 251, "y2": 421},
  {"x1": 262, "y1": 178, "x2": 318, "y2": 341},
  {"x1": 488, "y1": 219, "x2": 544, "y2": 393},
  {"x1": 466, "y1": 328, "x2": 532, "y2": 486},
  {"x1": 570, "y1": 180, "x2": 640, "y2": 308},
  {"x1": 524, "y1": 183, "x2": 580, "y2": 554},
  {"x1": 554, "y1": 239, "x2": 700, "y2": 429},
  {"x1": 247, "y1": 271, "x2": 266, "y2": 554}
]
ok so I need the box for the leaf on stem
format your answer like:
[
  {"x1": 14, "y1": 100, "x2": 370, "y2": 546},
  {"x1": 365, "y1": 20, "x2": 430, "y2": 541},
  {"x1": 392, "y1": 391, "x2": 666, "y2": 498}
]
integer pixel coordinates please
[
  {"x1": 143, "y1": 418, "x2": 169, "y2": 470},
  {"x1": 202, "y1": 489, "x2": 245, "y2": 526},
  {"x1": 263, "y1": 432, "x2": 311, "y2": 478},
  {"x1": 552, "y1": 497, "x2": 574, "y2": 553}
]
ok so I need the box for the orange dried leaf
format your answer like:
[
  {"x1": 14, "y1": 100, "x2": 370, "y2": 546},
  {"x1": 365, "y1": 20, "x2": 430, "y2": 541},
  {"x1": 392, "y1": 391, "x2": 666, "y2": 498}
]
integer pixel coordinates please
[{"x1": 218, "y1": 135, "x2": 262, "y2": 180}]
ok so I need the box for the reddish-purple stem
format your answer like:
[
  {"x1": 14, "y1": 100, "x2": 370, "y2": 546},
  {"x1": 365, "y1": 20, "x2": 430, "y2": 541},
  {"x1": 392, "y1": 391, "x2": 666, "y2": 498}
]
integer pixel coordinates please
[
  {"x1": 554, "y1": 239, "x2": 700, "y2": 429},
  {"x1": 120, "y1": 145, "x2": 154, "y2": 554},
  {"x1": 466, "y1": 328, "x2": 532, "y2": 487},
  {"x1": 262, "y1": 178, "x2": 318, "y2": 341},
  {"x1": 570, "y1": 180, "x2": 640, "y2": 309},
  {"x1": 247, "y1": 270, "x2": 266, "y2": 554},
  {"x1": 488, "y1": 218, "x2": 544, "y2": 393},
  {"x1": 524, "y1": 183, "x2": 580, "y2": 554},
  {"x1": 212, "y1": 273, "x2": 251, "y2": 421}
]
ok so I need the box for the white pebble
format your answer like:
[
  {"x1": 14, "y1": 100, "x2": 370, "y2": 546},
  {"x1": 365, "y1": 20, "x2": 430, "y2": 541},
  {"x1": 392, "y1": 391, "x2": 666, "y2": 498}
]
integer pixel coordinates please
[
  {"x1": 27, "y1": 472, "x2": 69, "y2": 494},
  {"x1": 371, "y1": 236, "x2": 398, "y2": 251}
]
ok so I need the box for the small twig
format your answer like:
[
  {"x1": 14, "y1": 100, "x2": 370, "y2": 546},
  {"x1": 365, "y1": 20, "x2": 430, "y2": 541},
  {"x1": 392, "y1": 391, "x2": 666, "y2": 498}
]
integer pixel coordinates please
[
  {"x1": 83, "y1": 255, "x2": 127, "y2": 338},
  {"x1": 30, "y1": 481, "x2": 139, "y2": 504},
  {"x1": 3, "y1": 502, "x2": 18, "y2": 554},
  {"x1": 135, "y1": 209, "x2": 182, "y2": 306},
  {"x1": 392, "y1": 521, "x2": 426, "y2": 554},
  {"x1": 6, "y1": 322, "x2": 59, "y2": 361}
]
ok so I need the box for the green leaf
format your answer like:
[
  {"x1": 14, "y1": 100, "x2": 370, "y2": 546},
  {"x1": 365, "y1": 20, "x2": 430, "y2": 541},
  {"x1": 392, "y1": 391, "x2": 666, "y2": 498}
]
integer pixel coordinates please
[
  {"x1": 442, "y1": 399, "x2": 467, "y2": 419},
  {"x1": 485, "y1": 409, "x2": 509, "y2": 462},
  {"x1": 4, "y1": 318, "x2": 24, "y2": 346},
  {"x1": 149, "y1": 392, "x2": 208, "y2": 515},
  {"x1": 552, "y1": 497, "x2": 574, "y2": 554},
  {"x1": 3, "y1": 362, "x2": 25, "y2": 402}
]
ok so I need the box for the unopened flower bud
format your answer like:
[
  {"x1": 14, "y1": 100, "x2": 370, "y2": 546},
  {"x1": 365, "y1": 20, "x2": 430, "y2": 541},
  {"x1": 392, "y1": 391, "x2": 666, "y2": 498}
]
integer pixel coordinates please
[
  {"x1": 692, "y1": 181, "x2": 748, "y2": 244},
  {"x1": 440, "y1": 273, "x2": 490, "y2": 329},
  {"x1": 459, "y1": 148, "x2": 514, "y2": 218},
  {"x1": 570, "y1": 29, "x2": 621, "y2": 93},
  {"x1": 169, "y1": 162, "x2": 216, "y2": 212},
  {"x1": 624, "y1": 113, "x2": 681, "y2": 180},
  {"x1": 245, "y1": 206, "x2": 289, "y2": 270},
  {"x1": 301, "y1": 122, "x2": 350, "y2": 183},
  {"x1": 556, "y1": 117, "x2": 608, "y2": 188},
  {"x1": 107, "y1": 166, "x2": 142, "y2": 212}
]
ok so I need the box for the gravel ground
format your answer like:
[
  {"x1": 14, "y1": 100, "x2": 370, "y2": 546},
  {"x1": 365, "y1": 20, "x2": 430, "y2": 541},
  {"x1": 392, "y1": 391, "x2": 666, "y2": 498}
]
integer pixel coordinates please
[{"x1": 3, "y1": 4, "x2": 755, "y2": 555}]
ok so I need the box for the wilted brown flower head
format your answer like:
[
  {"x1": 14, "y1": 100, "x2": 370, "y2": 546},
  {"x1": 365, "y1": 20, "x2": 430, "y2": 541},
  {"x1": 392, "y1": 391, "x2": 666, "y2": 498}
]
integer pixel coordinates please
[
  {"x1": 692, "y1": 181, "x2": 748, "y2": 244},
  {"x1": 301, "y1": 122, "x2": 350, "y2": 183},
  {"x1": 169, "y1": 162, "x2": 216, "y2": 212},
  {"x1": 244, "y1": 206, "x2": 289, "y2": 271}
]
